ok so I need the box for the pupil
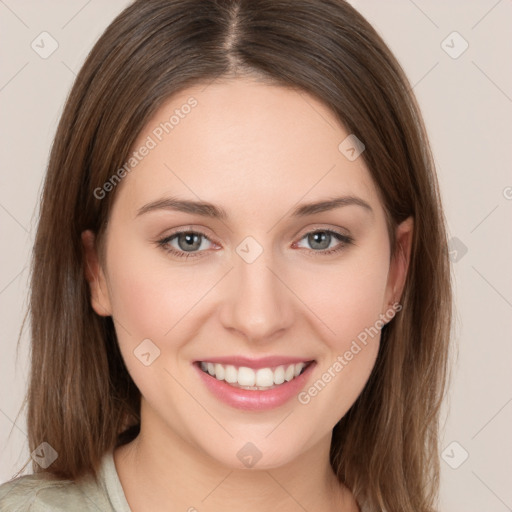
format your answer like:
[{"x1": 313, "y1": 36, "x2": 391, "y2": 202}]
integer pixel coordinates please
[
  {"x1": 179, "y1": 233, "x2": 201, "y2": 251},
  {"x1": 310, "y1": 231, "x2": 329, "y2": 250}
]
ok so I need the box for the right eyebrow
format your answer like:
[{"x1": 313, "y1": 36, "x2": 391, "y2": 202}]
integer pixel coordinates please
[{"x1": 136, "y1": 197, "x2": 228, "y2": 220}]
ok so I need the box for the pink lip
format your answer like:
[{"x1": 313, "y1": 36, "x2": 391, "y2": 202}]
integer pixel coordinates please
[
  {"x1": 194, "y1": 355, "x2": 314, "y2": 370},
  {"x1": 193, "y1": 360, "x2": 316, "y2": 411}
]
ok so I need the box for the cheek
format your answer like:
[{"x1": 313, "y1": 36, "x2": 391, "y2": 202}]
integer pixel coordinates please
[
  {"x1": 335, "y1": 264, "x2": 388, "y2": 346},
  {"x1": 294, "y1": 263, "x2": 387, "y2": 420},
  {"x1": 289, "y1": 246, "x2": 389, "y2": 412},
  {"x1": 103, "y1": 238, "x2": 200, "y2": 408},
  {"x1": 105, "y1": 234, "x2": 206, "y2": 337},
  {"x1": 103, "y1": 234, "x2": 223, "y2": 391},
  {"x1": 289, "y1": 250, "x2": 390, "y2": 347}
]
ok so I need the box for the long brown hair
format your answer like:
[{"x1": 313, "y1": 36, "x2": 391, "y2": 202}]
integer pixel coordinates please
[{"x1": 14, "y1": 1, "x2": 452, "y2": 510}]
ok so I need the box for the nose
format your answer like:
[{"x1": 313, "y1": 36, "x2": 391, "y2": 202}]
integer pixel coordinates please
[{"x1": 218, "y1": 247, "x2": 295, "y2": 344}]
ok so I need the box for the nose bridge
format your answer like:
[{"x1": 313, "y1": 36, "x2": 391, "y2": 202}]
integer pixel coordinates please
[{"x1": 219, "y1": 239, "x2": 293, "y2": 341}]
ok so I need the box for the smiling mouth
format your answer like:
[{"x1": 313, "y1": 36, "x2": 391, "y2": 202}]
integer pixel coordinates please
[{"x1": 196, "y1": 360, "x2": 314, "y2": 391}]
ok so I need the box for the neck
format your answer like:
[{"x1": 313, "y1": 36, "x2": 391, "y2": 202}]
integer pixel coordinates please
[{"x1": 114, "y1": 405, "x2": 358, "y2": 511}]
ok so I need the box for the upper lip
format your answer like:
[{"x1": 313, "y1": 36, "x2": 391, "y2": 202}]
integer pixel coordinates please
[{"x1": 195, "y1": 356, "x2": 315, "y2": 370}]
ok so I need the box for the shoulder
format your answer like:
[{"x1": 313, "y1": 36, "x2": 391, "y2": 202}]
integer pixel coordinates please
[{"x1": 0, "y1": 472, "x2": 111, "y2": 511}]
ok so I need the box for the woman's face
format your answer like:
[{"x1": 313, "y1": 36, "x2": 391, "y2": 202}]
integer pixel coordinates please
[{"x1": 83, "y1": 77, "x2": 412, "y2": 469}]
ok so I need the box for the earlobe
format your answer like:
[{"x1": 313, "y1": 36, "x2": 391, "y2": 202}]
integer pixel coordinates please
[
  {"x1": 81, "y1": 230, "x2": 112, "y2": 317},
  {"x1": 384, "y1": 216, "x2": 414, "y2": 310}
]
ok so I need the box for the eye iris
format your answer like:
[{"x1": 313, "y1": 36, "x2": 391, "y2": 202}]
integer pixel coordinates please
[
  {"x1": 309, "y1": 231, "x2": 330, "y2": 250},
  {"x1": 177, "y1": 232, "x2": 202, "y2": 252}
]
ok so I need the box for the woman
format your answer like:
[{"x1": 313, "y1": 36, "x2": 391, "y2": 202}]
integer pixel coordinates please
[{"x1": 0, "y1": 0, "x2": 452, "y2": 510}]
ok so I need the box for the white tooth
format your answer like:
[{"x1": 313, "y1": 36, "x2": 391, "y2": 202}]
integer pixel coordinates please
[
  {"x1": 284, "y1": 364, "x2": 295, "y2": 382},
  {"x1": 224, "y1": 365, "x2": 238, "y2": 383},
  {"x1": 237, "y1": 366, "x2": 256, "y2": 386},
  {"x1": 273, "y1": 365, "x2": 285, "y2": 385},
  {"x1": 294, "y1": 362, "x2": 305, "y2": 377},
  {"x1": 203, "y1": 361, "x2": 306, "y2": 388},
  {"x1": 214, "y1": 363, "x2": 225, "y2": 381},
  {"x1": 256, "y1": 368, "x2": 274, "y2": 387}
]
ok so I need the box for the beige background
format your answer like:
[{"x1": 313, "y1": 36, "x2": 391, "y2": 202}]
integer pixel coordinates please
[{"x1": 1, "y1": 1, "x2": 511, "y2": 510}]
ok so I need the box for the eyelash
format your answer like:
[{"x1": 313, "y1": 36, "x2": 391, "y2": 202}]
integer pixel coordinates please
[{"x1": 156, "y1": 228, "x2": 354, "y2": 259}]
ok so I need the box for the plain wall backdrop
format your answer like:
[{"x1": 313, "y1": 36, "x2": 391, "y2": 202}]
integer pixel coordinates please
[{"x1": 1, "y1": 1, "x2": 511, "y2": 510}]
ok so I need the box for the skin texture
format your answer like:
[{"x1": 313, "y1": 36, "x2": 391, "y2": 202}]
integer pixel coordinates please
[{"x1": 82, "y1": 77, "x2": 413, "y2": 511}]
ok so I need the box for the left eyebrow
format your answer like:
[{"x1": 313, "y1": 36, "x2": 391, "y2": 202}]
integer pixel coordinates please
[
  {"x1": 135, "y1": 195, "x2": 373, "y2": 219},
  {"x1": 291, "y1": 196, "x2": 373, "y2": 216}
]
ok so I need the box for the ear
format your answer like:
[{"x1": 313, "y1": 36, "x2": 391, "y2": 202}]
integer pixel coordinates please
[
  {"x1": 81, "y1": 230, "x2": 113, "y2": 317},
  {"x1": 382, "y1": 216, "x2": 414, "y2": 312}
]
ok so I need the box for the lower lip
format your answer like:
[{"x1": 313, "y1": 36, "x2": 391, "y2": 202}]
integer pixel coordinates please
[{"x1": 194, "y1": 361, "x2": 316, "y2": 411}]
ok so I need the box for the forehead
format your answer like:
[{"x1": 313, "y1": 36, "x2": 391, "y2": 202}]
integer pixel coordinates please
[{"x1": 112, "y1": 77, "x2": 381, "y2": 220}]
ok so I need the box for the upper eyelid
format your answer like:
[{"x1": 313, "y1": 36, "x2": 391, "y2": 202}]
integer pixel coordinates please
[
  {"x1": 160, "y1": 228, "x2": 215, "y2": 245},
  {"x1": 161, "y1": 221, "x2": 352, "y2": 238}
]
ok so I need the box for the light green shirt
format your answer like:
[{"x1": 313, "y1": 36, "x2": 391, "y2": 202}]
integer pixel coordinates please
[
  {"x1": 1, "y1": 451, "x2": 372, "y2": 511},
  {"x1": 0, "y1": 450, "x2": 132, "y2": 511}
]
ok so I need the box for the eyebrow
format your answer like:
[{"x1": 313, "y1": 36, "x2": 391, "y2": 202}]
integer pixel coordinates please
[{"x1": 136, "y1": 195, "x2": 373, "y2": 219}]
